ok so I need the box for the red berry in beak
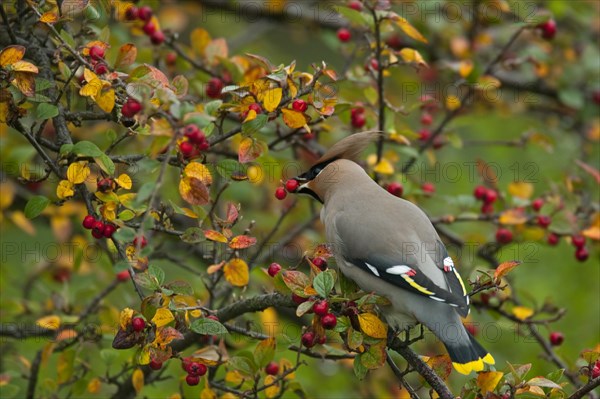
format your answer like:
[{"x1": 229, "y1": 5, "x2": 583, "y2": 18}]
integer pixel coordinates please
[{"x1": 285, "y1": 179, "x2": 299, "y2": 192}]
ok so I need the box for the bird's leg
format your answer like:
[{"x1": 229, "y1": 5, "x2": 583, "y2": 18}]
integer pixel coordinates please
[
  {"x1": 387, "y1": 326, "x2": 400, "y2": 347},
  {"x1": 406, "y1": 324, "x2": 425, "y2": 345}
]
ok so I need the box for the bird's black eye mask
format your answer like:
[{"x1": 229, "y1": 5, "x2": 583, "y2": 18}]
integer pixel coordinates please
[{"x1": 293, "y1": 158, "x2": 338, "y2": 203}]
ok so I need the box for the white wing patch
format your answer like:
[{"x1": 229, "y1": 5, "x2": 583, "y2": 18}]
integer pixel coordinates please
[
  {"x1": 365, "y1": 263, "x2": 380, "y2": 277},
  {"x1": 385, "y1": 265, "x2": 413, "y2": 275}
]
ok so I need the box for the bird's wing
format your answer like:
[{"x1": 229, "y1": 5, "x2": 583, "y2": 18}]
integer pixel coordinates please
[
  {"x1": 346, "y1": 253, "x2": 469, "y2": 317},
  {"x1": 431, "y1": 240, "x2": 470, "y2": 311}
]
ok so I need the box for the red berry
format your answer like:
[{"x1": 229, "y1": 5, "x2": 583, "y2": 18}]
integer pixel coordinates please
[
  {"x1": 351, "y1": 113, "x2": 366, "y2": 128},
  {"x1": 547, "y1": 232, "x2": 559, "y2": 246},
  {"x1": 549, "y1": 331, "x2": 564, "y2": 346},
  {"x1": 495, "y1": 228, "x2": 513, "y2": 244},
  {"x1": 337, "y1": 28, "x2": 351, "y2": 42},
  {"x1": 537, "y1": 215, "x2": 551, "y2": 228},
  {"x1": 422, "y1": 182, "x2": 435, "y2": 195},
  {"x1": 265, "y1": 362, "x2": 279, "y2": 375},
  {"x1": 166, "y1": 52, "x2": 177, "y2": 65},
  {"x1": 571, "y1": 234, "x2": 586, "y2": 249},
  {"x1": 52, "y1": 268, "x2": 71, "y2": 283},
  {"x1": 592, "y1": 364, "x2": 600, "y2": 379},
  {"x1": 292, "y1": 99, "x2": 308, "y2": 112},
  {"x1": 83, "y1": 215, "x2": 96, "y2": 229},
  {"x1": 285, "y1": 179, "x2": 299, "y2": 192},
  {"x1": 301, "y1": 332, "x2": 316, "y2": 348},
  {"x1": 317, "y1": 335, "x2": 327, "y2": 345},
  {"x1": 122, "y1": 98, "x2": 142, "y2": 118},
  {"x1": 207, "y1": 315, "x2": 219, "y2": 321},
  {"x1": 149, "y1": 359, "x2": 162, "y2": 370},
  {"x1": 137, "y1": 5, "x2": 153, "y2": 22},
  {"x1": 97, "y1": 177, "x2": 113, "y2": 192},
  {"x1": 291, "y1": 293, "x2": 307, "y2": 305},
  {"x1": 420, "y1": 112, "x2": 433, "y2": 126},
  {"x1": 481, "y1": 203, "x2": 494, "y2": 214},
  {"x1": 531, "y1": 198, "x2": 544, "y2": 212},
  {"x1": 103, "y1": 223, "x2": 117, "y2": 238},
  {"x1": 385, "y1": 35, "x2": 403, "y2": 50},
  {"x1": 132, "y1": 317, "x2": 146, "y2": 332},
  {"x1": 313, "y1": 300, "x2": 329, "y2": 316},
  {"x1": 483, "y1": 189, "x2": 498, "y2": 204},
  {"x1": 593, "y1": 91, "x2": 600, "y2": 106},
  {"x1": 432, "y1": 136, "x2": 445, "y2": 149},
  {"x1": 206, "y1": 77, "x2": 224, "y2": 99},
  {"x1": 116, "y1": 270, "x2": 130, "y2": 282},
  {"x1": 248, "y1": 103, "x2": 262, "y2": 114},
  {"x1": 575, "y1": 247, "x2": 589, "y2": 262},
  {"x1": 89, "y1": 45, "x2": 105, "y2": 61},
  {"x1": 473, "y1": 185, "x2": 487, "y2": 200},
  {"x1": 198, "y1": 141, "x2": 210, "y2": 151},
  {"x1": 365, "y1": 58, "x2": 379, "y2": 71},
  {"x1": 133, "y1": 235, "x2": 148, "y2": 249},
  {"x1": 186, "y1": 374, "x2": 200, "y2": 386},
  {"x1": 142, "y1": 21, "x2": 157, "y2": 36},
  {"x1": 350, "y1": 107, "x2": 364, "y2": 118},
  {"x1": 418, "y1": 128, "x2": 431, "y2": 141},
  {"x1": 321, "y1": 313, "x2": 337, "y2": 329},
  {"x1": 312, "y1": 257, "x2": 327, "y2": 270},
  {"x1": 275, "y1": 187, "x2": 287, "y2": 200},
  {"x1": 125, "y1": 6, "x2": 138, "y2": 21},
  {"x1": 187, "y1": 362, "x2": 207, "y2": 377},
  {"x1": 267, "y1": 262, "x2": 282, "y2": 277},
  {"x1": 92, "y1": 221, "x2": 105, "y2": 239},
  {"x1": 387, "y1": 182, "x2": 403, "y2": 197},
  {"x1": 179, "y1": 141, "x2": 195, "y2": 158},
  {"x1": 150, "y1": 30, "x2": 165, "y2": 45},
  {"x1": 183, "y1": 124, "x2": 204, "y2": 144},
  {"x1": 348, "y1": 1, "x2": 362, "y2": 11},
  {"x1": 94, "y1": 62, "x2": 108, "y2": 75},
  {"x1": 538, "y1": 19, "x2": 557, "y2": 40}
]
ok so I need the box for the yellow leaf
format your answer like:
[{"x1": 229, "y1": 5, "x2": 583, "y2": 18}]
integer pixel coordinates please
[
  {"x1": 115, "y1": 174, "x2": 132, "y2": 189},
  {"x1": 225, "y1": 370, "x2": 245, "y2": 384},
  {"x1": 262, "y1": 87, "x2": 282, "y2": 112},
  {"x1": 12, "y1": 72, "x2": 36, "y2": 96},
  {"x1": 399, "y1": 48, "x2": 427, "y2": 67},
  {"x1": 204, "y1": 230, "x2": 228, "y2": 243},
  {"x1": 56, "y1": 180, "x2": 75, "y2": 199},
  {"x1": 223, "y1": 258, "x2": 249, "y2": 287},
  {"x1": 280, "y1": 358, "x2": 295, "y2": 380},
  {"x1": 243, "y1": 109, "x2": 257, "y2": 123},
  {"x1": 373, "y1": 158, "x2": 394, "y2": 175},
  {"x1": 179, "y1": 176, "x2": 210, "y2": 206},
  {"x1": 8, "y1": 211, "x2": 36, "y2": 235},
  {"x1": 40, "y1": 11, "x2": 58, "y2": 23},
  {"x1": 390, "y1": 15, "x2": 428, "y2": 43},
  {"x1": 191, "y1": 28, "x2": 212, "y2": 56},
  {"x1": 184, "y1": 162, "x2": 213, "y2": 186},
  {"x1": 0, "y1": 45, "x2": 25, "y2": 66},
  {"x1": 264, "y1": 375, "x2": 280, "y2": 398},
  {"x1": 499, "y1": 208, "x2": 527, "y2": 225},
  {"x1": 66, "y1": 162, "x2": 90, "y2": 184},
  {"x1": 357, "y1": 313, "x2": 388, "y2": 339},
  {"x1": 281, "y1": 108, "x2": 308, "y2": 129},
  {"x1": 12, "y1": 61, "x2": 39, "y2": 73},
  {"x1": 459, "y1": 60, "x2": 473, "y2": 78},
  {"x1": 120, "y1": 308, "x2": 134, "y2": 330},
  {"x1": 80, "y1": 78, "x2": 102, "y2": 98},
  {"x1": 36, "y1": 315, "x2": 60, "y2": 330},
  {"x1": 238, "y1": 137, "x2": 266, "y2": 164},
  {"x1": 95, "y1": 87, "x2": 115, "y2": 113},
  {"x1": 132, "y1": 368, "x2": 144, "y2": 394},
  {"x1": 152, "y1": 308, "x2": 175, "y2": 328},
  {"x1": 512, "y1": 306, "x2": 534, "y2": 321},
  {"x1": 508, "y1": 182, "x2": 534, "y2": 199},
  {"x1": 493, "y1": 261, "x2": 521, "y2": 283},
  {"x1": 446, "y1": 95, "x2": 461, "y2": 111},
  {"x1": 476, "y1": 75, "x2": 502, "y2": 91},
  {"x1": 477, "y1": 371, "x2": 504, "y2": 394},
  {"x1": 83, "y1": 67, "x2": 99, "y2": 83},
  {"x1": 200, "y1": 387, "x2": 217, "y2": 399},
  {"x1": 87, "y1": 377, "x2": 101, "y2": 393}
]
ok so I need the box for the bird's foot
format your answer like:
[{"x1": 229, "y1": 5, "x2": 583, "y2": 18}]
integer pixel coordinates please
[{"x1": 405, "y1": 324, "x2": 425, "y2": 345}]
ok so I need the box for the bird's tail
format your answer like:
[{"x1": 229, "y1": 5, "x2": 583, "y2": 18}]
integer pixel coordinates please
[{"x1": 444, "y1": 329, "x2": 495, "y2": 375}]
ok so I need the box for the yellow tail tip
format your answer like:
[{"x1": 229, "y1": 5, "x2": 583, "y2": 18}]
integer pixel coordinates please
[{"x1": 452, "y1": 353, "x2": 494, "y2": 375}]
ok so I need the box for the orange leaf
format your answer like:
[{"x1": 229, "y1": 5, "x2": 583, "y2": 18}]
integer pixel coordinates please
[
  {"x1": 114, "y1": 43, "x2": 137, "y2": 69},
  {"x1": 12, "y1": 72, "x2": 36, "y2": 97},
  {"x1": 184, "y1": 162, "x2": 213, "y2": 186},
  {"x1": 499, "y1": 208, "x2": 527, "y2": 225},
  {"x1": 190, "y1": 28, "x2": 211, "y2": 56},
  {"x1": 238, "y1": 137, "x2": 266, "y2": 164},
  {"x1": 207, "y1": 261, "x2": 226, "y2": 274},
  {"x1": 154, "y1": 326, "x2": 184, "y2": 345},
  {"x1": 0, "y1": 45, "x2": 25, "y2": 66},
  {"x1": 494, "y1": 261, "x2": 521, "y2": 283},
  {"x1": 179, "y1": 177, "x2": 210, "y2": 206},
  {"x1": 223, "y1": 258, "x2": 249, "y2": 287},
  {"x1": 425, "y1": 355, "x2": 452, "y2": 381},
  {"x1": 40, "y1": 11, "x2": 59, "y2": 23},
  {"x1": 281, "y1": 108, "x2": 308, "y2": 129},
  {"x1": 204, "y1": 230, "x2": 228, "y2": 243},
  {"x1": 229, "y1": 235, "x2": 257, "y2": 249}
]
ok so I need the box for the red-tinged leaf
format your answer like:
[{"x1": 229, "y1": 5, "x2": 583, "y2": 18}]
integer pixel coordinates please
[
  {"x1": 360, "y1": 341, "x2": 387, "y2": 370},
  {"x1": 114, "y1": 43, "x2": 137, "y2": 69},
  {"x1": 229, "y1": 235, "x2": 257, "y2": 249},
  {"x1": 179, "y1": 177, "x2": 210, "y2": 206},
  {"x1": 576, "y1": 159, "x2": 600, "y2": 184},
  {"x1": 244, "y1": 53, "x2": 275, "y2": 72},
  {"x1": 226, "y1": 203, "x2": 239, "y2": 224},
  {"x1": 476, "y1": 158, "x2": 498, "y2": 186},
  {"x1": 322, "y1": 69, "x2": 338, "y2": 81},
  {"x1": 313, "y1": 244, "x2": 333, "y2": 259},
  {"x1": 155, "y1": 326, "x2": 184, "y2": 346},
  {"x1": 205, "y1": 38, "x2": 228, "y2": 65},
  {"x1": 12, "y1": 72, "x2": 36, "y2": 96},
  {"x1": 204, "y1": 230, "x2": 228, "y2": 243},
  {"x1": 281, "y1": 270, "x2": 310, "y2": 295},
  {"x1": 238, "y1": 137, "x2": 266, "y2": 163},
  {"x1": 207, "y1": 261, "x2": 226, "y2": 274},
  {"x1": 129, "y1": 64, "x2": 170, "y2": 88},
  {"x1": 425, "y1": 355, "x2": 452, "y2": 381},
  {"x1": 494, "y1": 261, "x2": 521, "y2": 283}
]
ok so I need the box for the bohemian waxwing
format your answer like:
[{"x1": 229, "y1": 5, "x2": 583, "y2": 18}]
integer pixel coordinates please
[{"x1": 290, "y1": 131, "x2": 494, "y2": 374}]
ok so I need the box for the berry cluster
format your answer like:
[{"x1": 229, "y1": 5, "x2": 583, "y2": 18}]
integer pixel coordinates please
[
  {"x1": 418, "y1": 96, "x2": 444, "y2": 148},
  {"x1": 571, "y1": 234, "x2": 589, "y2": 262},
  {"x1": 473, "y1": 185, "x2": 498, "y2": 214},
  {"x1": 179, "y1": 124, "x2": 210, "y2": 159},
  {"x1": 274, "y1": 179, "x2": 299, "y2": 200},
  {"x1": 87, "y1": 45, "x2": 109, "y2": 76},
  {"x1": 350, "y1": 107, "x2": 366, "y2": 128},
  {"x1": 82, "y1": 214, "x2": 118, "y2": 239},
  {"x1": 181, "y1": 358, "x2": 208, "y2": 386},
  {"x1": 125, "y1": 5, "x2": 164, "y2": 45}
]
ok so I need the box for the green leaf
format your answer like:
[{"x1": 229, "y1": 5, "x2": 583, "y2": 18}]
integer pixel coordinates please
[
  {"x1": 353, "y1": 354, "x2": 368, "y2": 380},
  {"x1": 36, "y1": 103, "x2": 59, "y2": 120},
  {"x1": 361, "y1": 341, "x2": 386, "y2": 369},
  {"x1": 205, "y1": 100, "x2": 223, "y2": 115},
  {"x1": 133, "y1": 271, "x2": 159, "y2": 291},
  {"x1": 313, "y1": 270, "x2": 335, "y2": 298},
  {"x1": 113, "y1": 226, "x2": 136, "y2": 242},
  {"x1": 24, "y1": 196, "x2": 50, "y2": 219},
  {"x1": 95, "y1": 153, "x2": 115, "y2": 175},
  {"x1": 216, "y1": 159, "x2": 243, "y2": 179},
  {"x1": 148, "y1": 265, "x2": 164, "y2": 286},
  {"x1": 295, "y1": 299, "x2": 316, "y2": 317},
  {"x1": 163, "y1": 280, "x2": 193, "y2": 296},
  {"x1": 133, "y1": 182, "x2": 156, "y2": 206},
  {"x1": 229, "y1": 354, "x2": 257, "y2": 376},
  {"x1": 190, "y1": 318, "x2": 228, "y2": 336},
  {"x1": 73, "y1": 141, "x2": 103, "y2": 157},
  {"x1": 118, "y1": 209, "x2": 136, "y2": 221},
  {"x1": 60, "y1": 144, "x2": 74, "y2": 155},
  {"x1": 559, "y1": 88, "x2": 584, "y2": 109},
  {"x1": 241, "y1": 114, "x2": 268, "y2": 135},
  {"x1": 113, "y1": 261, "x2": 130, "y2": 273},
  {"x1": 254, "y1": 337, "x2": 276, "y2": 368},
  {"x1": 181, "y1": 227, "x2": 204, "y2": 243}
]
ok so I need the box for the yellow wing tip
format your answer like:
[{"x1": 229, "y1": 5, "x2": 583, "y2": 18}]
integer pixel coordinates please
[{"x1": 452, "y1": 354, "x2": 494, "y2": 375}]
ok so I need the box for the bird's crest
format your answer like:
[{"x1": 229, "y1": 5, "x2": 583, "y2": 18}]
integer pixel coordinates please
[{"x1": 316, "y1": 131, "x2": 381, "y2": 164}]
